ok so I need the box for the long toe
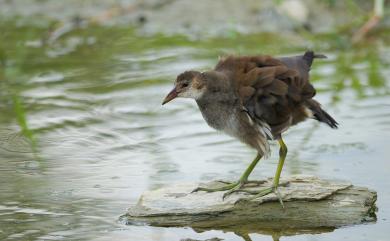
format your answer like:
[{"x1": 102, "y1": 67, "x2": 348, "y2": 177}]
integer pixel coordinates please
[
  {"x1": 244, "y1": 180, "x2": 267, "y2": 187},
  {"x1": 273, "y1": 187, "x2": 285, "y2": 208},
  {"x1": 191, "y1": 181, "x2": 241, "y2": 193},
  {"x1": 234, "y1": 186, "x2": 284, "y2": 208},
  {"x1": 217, "y1": 180, "x2": 234, "y2": 185},
  {"x1": 222, "y1": 183, "x2": 246, "y2": 200}
]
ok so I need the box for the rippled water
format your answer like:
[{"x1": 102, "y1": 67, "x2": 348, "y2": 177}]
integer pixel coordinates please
[{"x1": 0, "y1": 22, "x2": 390, "y2": 241}]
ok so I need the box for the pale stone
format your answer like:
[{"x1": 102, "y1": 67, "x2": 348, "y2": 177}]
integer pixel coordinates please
[{"x1": 124, "y1": 175, "x2": 377, "y2": 230}]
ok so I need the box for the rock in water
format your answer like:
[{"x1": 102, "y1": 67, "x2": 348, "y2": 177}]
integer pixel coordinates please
[{"x1": 123, "y1": 175, "x2": 377, "y2": 230}]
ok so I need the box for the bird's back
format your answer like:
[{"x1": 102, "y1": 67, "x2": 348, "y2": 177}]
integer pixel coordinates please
[{"x1": 214, "y1": 51, "x2": 337, "y2": 138}]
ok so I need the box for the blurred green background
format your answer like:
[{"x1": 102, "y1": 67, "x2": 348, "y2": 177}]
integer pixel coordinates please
[{"x1": 0, "y1": 0, "x2": 389, "y2": 240}]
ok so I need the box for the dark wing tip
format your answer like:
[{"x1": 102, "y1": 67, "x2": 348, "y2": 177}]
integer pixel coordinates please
[
  {"x1": 329, "y1": 120, "x2": 339, "y2": 129},
  {"x1": 313, "y1": 54, "x2": 327, "y2": 59},
  {"x1": 303, "y1": 50, "x2": 327, "y2": 67},
  {"x1": 320, "y1": 109, "x2": 339, "y2": 129}
]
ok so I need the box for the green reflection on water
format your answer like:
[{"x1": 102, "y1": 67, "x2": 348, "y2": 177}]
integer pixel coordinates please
[{"x1": 0, "y1": 18, "x2": 389, "y2": 241}]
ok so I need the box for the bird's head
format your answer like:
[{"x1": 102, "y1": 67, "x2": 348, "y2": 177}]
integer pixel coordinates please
[{"x1": 162, "y1": 70, "x2": 207, "y2": 105}]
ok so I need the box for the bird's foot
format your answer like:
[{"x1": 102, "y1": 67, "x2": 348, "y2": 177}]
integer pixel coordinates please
[
  {"x1": 235, "y1": 185, "x2": 285, "y2": 208},
  {"x1": 192, "y1": 180, "x2": 266, "y2": 200}
]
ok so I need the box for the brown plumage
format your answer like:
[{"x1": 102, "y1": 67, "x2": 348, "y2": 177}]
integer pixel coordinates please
[{"x1": 162, "y1": 51, "x2": 338, "y2": 203}]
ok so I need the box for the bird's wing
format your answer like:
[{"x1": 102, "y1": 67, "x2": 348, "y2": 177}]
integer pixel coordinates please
[{"x1": 219, "y1": 54, "x2": 318, "y2": 137}]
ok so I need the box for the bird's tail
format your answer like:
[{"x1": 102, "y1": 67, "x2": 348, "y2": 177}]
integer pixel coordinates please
[
  {"x1": 305, "y1": 99, "x2": 338, "y2": 129},
  {"x1": 303, "y1": 50, "x2": 327, "y2": 67}
]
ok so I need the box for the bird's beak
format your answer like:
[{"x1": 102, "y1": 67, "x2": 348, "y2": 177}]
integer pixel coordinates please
[{"x1": 162, "y1": 87, "x2": 178, "y2": 105}]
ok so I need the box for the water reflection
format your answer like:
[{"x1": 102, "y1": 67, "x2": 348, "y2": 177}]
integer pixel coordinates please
[
  {"x1": 0, "y1": 20, "x2": 389, "y2": 241},
  {"x1": 192, "y1": 225, "x2": 335, "y2": 241}
]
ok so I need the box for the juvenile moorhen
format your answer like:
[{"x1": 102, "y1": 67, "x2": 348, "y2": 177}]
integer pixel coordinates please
[{"x1": 162, "y1": 51, "x2": 338, "y2": 205}]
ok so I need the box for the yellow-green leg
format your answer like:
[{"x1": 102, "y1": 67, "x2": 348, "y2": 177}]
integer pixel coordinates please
[
  {"x1": 240, "y1": 137, "x2": 288, "y2": 207},
  {"x1": 192, "y1": 153, "x2": 263, "y2": 198}
]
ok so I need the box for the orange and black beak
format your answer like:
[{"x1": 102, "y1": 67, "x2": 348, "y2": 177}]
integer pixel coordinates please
[{"x1": 162, "y1": 87, "x2": 178, "y2": 105}]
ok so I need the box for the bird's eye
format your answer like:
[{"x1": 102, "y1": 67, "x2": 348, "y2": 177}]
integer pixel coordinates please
[{"x1": 182, "y1": 83, "x2": 189, "y2": 88}]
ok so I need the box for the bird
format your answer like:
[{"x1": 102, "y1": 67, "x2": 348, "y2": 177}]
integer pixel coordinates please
[{"x1": 162, "y1": 51, "x2": 338, "y2": 205}]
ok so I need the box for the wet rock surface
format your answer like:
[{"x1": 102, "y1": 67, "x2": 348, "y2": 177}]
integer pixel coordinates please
[{"x1": 124, "y1": 175, "x2": 377, "y2": 229}]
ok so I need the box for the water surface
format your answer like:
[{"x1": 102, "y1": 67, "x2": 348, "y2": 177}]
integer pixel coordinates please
[{"x1": 0, "y1": 21, "x2": 389, "y2": 241}]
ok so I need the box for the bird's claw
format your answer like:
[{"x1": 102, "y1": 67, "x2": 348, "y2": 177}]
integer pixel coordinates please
[
  {"x1": 192, "y1": 180, "x2": 285, "y2": 207},
  {"x1": 191, "y1": 181, "x2": 240, "y2": 194},
  {"x1": 234, "y1": 186, "x2": 285, "y2": 208},
  {"x1": 192, "y1": 180, "x2": 252, "y2": 200},
  {"x1": 222, "y1": 183, "x2": 246, "y2": 200}
]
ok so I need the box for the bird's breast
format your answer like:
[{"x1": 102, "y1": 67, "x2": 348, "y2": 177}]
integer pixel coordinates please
[
  {"x1": 196, "y1": 100, "x2": 240, "y2": 134},
  {"x1": 196, "y1": 99, "x2": 270, "y2": 155}
]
